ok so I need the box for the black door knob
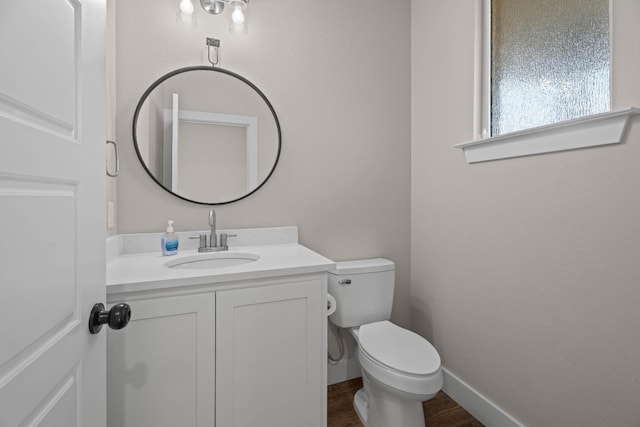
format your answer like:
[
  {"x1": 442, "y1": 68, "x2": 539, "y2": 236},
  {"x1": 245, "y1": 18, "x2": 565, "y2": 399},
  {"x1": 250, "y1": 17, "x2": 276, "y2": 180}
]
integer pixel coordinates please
[{"x1": 89, "y1": 302, "x2": 131, "y2": 334}]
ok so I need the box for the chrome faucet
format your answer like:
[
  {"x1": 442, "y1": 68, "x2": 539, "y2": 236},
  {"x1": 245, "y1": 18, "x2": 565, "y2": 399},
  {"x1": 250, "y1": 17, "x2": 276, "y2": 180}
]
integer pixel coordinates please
[
  {"x1": 209, "y1": 208, "x2": 217, "y2": 248},
  {"x1": 191, "y1": 209, "x2": 236, "y2": 252}
]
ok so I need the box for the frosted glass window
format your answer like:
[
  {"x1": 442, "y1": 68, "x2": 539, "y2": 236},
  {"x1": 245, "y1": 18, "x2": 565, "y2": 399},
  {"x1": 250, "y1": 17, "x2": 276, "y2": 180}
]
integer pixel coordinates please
[{"x1": 491, "y1": 0, "x2": 610, "y2": 136}]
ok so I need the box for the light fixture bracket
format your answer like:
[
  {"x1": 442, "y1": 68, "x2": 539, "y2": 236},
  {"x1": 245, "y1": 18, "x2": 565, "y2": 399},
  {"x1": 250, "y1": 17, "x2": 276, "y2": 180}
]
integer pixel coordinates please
[
  {"x1": 200, "y1": 0, "x2": 249, "y2": 15},
  {"x1": 200, "y1": 0, "x2": 225, "y2": 14},
  {"x1": 206, "y1": 37, "x2": 221, "y2": 67},
  {"x1": 206, "y1": 37, "x2": 220, "y2": 48}
]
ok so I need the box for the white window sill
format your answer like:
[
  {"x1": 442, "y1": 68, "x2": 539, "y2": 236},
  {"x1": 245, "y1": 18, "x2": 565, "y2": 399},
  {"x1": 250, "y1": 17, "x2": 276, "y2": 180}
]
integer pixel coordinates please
[{"x1": 455, "y1": 108, "x2": 640, "y2": 164}]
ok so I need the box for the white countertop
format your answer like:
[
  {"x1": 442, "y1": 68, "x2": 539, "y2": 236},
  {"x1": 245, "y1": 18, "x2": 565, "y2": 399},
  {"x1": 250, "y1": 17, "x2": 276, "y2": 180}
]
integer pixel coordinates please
[{"x1": 106, "y1": 227, "x2": 335, "y2": 294}]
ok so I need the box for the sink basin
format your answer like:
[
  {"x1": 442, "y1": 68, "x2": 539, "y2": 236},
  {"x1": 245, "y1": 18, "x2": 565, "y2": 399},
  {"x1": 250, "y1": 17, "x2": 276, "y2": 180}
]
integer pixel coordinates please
[{"x1": 165, "y1": 252, "x2": 260, "y2": 270}]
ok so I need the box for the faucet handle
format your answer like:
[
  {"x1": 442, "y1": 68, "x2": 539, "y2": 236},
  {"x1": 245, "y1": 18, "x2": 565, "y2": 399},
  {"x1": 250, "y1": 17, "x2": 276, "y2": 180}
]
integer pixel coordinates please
[
  {"x1": 219, "y1": 233, "x2": 237, "y2": 248},
  {"x1": 190, "y1": 234, "x2": 207, "y2": 248}
]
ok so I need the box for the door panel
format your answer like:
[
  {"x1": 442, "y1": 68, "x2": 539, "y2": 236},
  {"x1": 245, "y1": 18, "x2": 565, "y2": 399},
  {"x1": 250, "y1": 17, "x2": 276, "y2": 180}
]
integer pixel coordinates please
[
  {"x1": 0, "y1": 179, "x2": 77, "y2": 368},
  {"x1": 0, "y1": 331, "x2": 81, "y2": 427},
  {"x1": 0, "y1": 0, "x2": 76, "y2": 129},
  {"x1": 35, "y1": 375, "x2": 79, "y2": 427}
]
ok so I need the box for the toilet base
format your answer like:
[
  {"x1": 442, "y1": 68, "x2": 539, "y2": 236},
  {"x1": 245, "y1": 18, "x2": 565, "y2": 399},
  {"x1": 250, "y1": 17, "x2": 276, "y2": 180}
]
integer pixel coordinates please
[
  {"x1": 353, "y1": 389, "x2": 369, "y2": 425},
  {"x1": 352, "y1": 373, "x2": 428, "y2": 427}
]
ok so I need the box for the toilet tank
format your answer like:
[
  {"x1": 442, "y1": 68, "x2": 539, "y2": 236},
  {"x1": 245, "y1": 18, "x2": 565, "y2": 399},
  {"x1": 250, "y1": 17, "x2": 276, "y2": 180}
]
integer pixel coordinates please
[{"x1": 328, "y1": 258, "x2": 395, "y2": 328}]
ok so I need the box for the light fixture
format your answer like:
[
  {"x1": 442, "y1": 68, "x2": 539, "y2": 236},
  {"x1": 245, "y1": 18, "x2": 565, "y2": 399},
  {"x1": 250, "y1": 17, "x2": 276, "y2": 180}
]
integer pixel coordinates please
[
  {"x1": 177, "y1": 0, "x2": 197, "y2": 27},
  {"x1": 197, "y1": 0, "x2": 249, "y2": 34}
]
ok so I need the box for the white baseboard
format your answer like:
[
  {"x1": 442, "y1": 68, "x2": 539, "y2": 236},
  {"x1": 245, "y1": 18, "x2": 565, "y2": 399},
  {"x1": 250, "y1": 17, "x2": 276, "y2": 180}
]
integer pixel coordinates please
[
  {"x1": 442, "y1": 368, "x2": 525, "y2": 427},
  {"x1": 327, "y1": 356, "x2": 361, "y2": 385}
]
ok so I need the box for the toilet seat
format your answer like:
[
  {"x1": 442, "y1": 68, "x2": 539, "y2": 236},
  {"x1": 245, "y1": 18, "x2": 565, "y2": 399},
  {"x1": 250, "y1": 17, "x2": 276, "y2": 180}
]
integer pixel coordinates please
[
  {"x1": 358, "y1": 321, "x2": 441, "y2": 375},
  {"x1": 355, "y1": 321, "x2": 443, "y2": 396}
]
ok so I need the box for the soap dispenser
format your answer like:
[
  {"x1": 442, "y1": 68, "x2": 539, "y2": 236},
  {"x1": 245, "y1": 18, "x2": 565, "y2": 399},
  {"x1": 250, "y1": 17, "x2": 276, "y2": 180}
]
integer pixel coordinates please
[{"x1": 161, "y1": 220, "x2": 179, "y2": 256}]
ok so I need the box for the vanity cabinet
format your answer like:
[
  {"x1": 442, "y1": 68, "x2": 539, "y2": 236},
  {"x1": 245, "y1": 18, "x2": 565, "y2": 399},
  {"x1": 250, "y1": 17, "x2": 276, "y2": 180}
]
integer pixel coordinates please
[
  {"x1": 106, "y1": 274, "x2": 327, "y2": 427},
  {"x1": 216, "y1": 279, "x2": 324, "y2": 427},
  {"x1": 106, "y1": 293, "x2": 216, "y2": 427}
]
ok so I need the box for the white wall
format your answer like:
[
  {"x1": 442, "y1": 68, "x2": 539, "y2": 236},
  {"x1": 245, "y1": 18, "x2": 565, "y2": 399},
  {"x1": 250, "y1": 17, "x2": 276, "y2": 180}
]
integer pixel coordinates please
[
  {"x1": 114, "y1": 0, "x2": 412, "y2": 351},
  {"x1": 411, "y1": 1, "x2": 640, "y2": 426}
]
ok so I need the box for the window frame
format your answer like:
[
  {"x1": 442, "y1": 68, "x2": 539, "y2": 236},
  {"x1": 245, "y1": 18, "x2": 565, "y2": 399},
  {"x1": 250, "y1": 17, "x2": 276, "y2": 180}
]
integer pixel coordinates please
[
  {"x1": 456, "y1": 0, "x2": 639, "y2": 164},
  {"x1": 477, "y1": 0, "x2": 491, "y2": 140}
]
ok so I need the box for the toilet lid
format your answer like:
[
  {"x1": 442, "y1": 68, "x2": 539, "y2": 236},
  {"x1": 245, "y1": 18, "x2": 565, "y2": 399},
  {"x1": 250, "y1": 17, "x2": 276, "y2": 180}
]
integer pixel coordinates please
[{"x1": 358, "y1": 321, "x2": 441, "y2": 375}]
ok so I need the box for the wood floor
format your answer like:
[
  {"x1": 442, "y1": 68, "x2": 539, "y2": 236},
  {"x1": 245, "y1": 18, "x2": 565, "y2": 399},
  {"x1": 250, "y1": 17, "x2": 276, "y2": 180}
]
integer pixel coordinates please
[{"x1": 328, "y1": 378, "x2": 484, "y2": 427}]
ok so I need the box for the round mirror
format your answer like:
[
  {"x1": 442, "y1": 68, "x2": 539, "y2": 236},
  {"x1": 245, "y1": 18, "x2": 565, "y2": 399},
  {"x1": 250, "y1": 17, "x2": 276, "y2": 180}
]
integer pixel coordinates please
[{"x1": 133, "y1": 66, "x2": 281, "y2": 205}]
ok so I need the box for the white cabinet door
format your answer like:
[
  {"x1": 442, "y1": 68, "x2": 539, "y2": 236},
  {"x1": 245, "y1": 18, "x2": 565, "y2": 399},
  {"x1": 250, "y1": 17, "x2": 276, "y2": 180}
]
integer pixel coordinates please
[
  {"x1": 106, "y1": 293, "x2": 216, "y2": 427},
  {"x1": 0, "y1": 1, "x2": 106, "y2": 426},
  {"x1": 216, "y1": 279, "x2": 326, "y2": 427}
]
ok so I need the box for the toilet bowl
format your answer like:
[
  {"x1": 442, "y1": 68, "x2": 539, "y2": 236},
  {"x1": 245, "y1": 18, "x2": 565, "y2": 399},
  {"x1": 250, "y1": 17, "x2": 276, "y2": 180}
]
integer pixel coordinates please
[
  {"x1": 350, "y1": 322, "x2": 443, "y2": 427},
  {"x1": 328, "y1": 259, "x2": 443, "y2": 427}
]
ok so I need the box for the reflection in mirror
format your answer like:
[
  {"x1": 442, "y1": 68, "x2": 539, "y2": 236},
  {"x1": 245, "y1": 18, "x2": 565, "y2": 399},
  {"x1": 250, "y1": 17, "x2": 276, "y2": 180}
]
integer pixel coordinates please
[{"x1": 133, "y1": 66, "x2": 281, "y2": 205}]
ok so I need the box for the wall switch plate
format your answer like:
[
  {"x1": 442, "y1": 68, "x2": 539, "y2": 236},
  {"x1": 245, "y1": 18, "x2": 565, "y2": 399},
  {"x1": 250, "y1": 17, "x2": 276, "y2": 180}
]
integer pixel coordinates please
[{"x1": 107, "y1": 202, "x2": 115, "y2": 229}]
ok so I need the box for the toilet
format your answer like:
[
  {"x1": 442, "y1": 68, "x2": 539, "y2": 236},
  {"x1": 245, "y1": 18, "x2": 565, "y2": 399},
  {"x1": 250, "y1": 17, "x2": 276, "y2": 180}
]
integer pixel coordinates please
[{"x1": 328, "y1": 258, "x2": 443, "y2": 427}]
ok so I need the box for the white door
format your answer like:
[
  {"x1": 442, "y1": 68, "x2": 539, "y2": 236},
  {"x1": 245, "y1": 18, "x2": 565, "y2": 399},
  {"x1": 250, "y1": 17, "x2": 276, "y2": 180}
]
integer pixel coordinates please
[{"x1": 0, "y1": 1, "x2": 107, "y2": 426}]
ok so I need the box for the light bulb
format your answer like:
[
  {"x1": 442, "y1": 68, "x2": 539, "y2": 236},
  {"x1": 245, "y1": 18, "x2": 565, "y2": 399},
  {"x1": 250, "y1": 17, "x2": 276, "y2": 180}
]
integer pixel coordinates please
[
  {"x1": 177, "y1": 0, "x2": 197, "y2": 27},
  {"x1": 180, "y1": 0, "x2": 195, "y2": 15},
  {"x1": 231, "y1": 4, "x2": 245, "y2": 24},
  {"x1": 228, "y1": 0, "x2": 247, "y2": 34}
]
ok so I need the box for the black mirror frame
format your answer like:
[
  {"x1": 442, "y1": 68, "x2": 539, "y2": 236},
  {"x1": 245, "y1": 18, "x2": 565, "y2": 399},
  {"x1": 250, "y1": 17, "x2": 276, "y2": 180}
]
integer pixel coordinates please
[{"x1": 132, "y1": 66, "x2": 282, "y2": 205}]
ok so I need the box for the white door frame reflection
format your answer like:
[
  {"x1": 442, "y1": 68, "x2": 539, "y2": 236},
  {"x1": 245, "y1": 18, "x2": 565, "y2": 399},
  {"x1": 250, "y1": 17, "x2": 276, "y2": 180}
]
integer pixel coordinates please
[{"x1": 164, "y1": 93, "x2": 258, "y2": 201}]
